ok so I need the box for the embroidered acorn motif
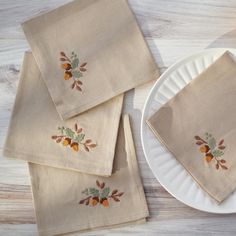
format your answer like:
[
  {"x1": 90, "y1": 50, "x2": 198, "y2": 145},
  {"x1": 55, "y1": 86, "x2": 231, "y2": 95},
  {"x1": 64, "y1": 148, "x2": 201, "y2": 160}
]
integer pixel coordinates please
[
  {"x1": 199, "y1": 145, "x2": 209, "y2": 153},
  {"x1": 61, "y1": 63, "x2": 72, "y2": 70},
  {"x1": 71, "y1": 142, "x2": 79, "y2": 152},
  {"x1": 205, "y1": 153, "x2": 213, "y2": 162},
  {"x1": 90, "y1": 197, "x2": 99, "y2": 206},
  {"x1": 64, "y1": 71, "x2": 72, "y2": 80},
  {"x1": 194, "y1": 133, "x2": 228, "y2": 170},
  {"x1": 51, "y1": 124, "x2": 97, "y2": 153},
  {"x1": 63, "y1": 138, "x2": 71, "y2": 146},
  {"x1": 100, "y1": 198, "x2": 109, "y2": 207},
  {"x1": 79, "y1": 180, "x2": 124, "y2": 208},
  {"x1": 60, "y1": 51, "x2": 87, "y2": 91}
]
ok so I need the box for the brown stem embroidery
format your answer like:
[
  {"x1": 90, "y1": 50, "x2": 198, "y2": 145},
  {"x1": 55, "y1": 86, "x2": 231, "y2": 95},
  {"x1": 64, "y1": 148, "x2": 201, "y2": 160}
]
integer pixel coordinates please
[
  {"x1": 60, "y1": 51, "x2": 87, "y2": 91},
  {"x1": 79, "y1": 180, "x2": 124, "y2": 207},
  {"x1": 51, "y1": 123, "x2": 97, "y2": 152},
  {"x1": 194, "y1": 132, "x2": 228, "y2": 170}
]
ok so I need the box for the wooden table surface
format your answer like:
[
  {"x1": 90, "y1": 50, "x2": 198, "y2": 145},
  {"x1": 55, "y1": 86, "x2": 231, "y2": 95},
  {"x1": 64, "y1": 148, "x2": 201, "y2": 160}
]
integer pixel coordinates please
[{"x1": 1, "y1": 0, "x2": 236, "y2": 235}]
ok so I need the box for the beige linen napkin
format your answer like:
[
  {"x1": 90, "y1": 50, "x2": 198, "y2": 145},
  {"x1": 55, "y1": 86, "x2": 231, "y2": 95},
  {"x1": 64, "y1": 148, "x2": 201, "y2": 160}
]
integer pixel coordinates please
[
  {"x1": 4, "y1": 52, "x2": 123, "y2": 176},
  {"x1": 21, "y1": 0, "x2": 159, "y2": 120},
  {"x1": 28, "y1": 114, "x2": 149, "y2": 235},
  {"x1": 147, "y1": 51, "x2": 236, "y2": 203}
]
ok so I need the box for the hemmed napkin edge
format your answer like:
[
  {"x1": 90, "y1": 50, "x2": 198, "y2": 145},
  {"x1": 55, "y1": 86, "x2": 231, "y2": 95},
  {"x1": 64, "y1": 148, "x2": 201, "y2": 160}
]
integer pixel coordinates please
[{"x1": 146, "y1": 119, "x2": 235, "y2": 203}]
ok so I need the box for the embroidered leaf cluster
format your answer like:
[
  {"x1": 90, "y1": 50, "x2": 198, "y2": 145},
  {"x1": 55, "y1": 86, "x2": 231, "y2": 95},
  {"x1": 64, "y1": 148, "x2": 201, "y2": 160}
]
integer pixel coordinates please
[
  {"x1": 79, "y1": 180, "x2": 124, "y2": 207},
  {"x1": 194, "y1": 132, "x2": 228, "y2": 170},
  {"x1": 60, "y1": 51, "x2": 87, "y2": 91},
  {"x1": 51, "y1": 123, "x2": 97, "y2": 152}
]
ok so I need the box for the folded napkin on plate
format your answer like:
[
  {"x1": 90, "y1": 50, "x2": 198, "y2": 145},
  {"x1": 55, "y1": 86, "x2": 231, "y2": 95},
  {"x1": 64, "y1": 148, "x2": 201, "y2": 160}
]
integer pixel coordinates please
[
  {"x1": 147, "y1": 51, "x2": 236, "y2": 203},
  {"x1": 28, "y1": 114, "x2": 149, "y2": 235},
  {"x1": 22, "y1": 0, "x2": 159, "y2": 120},
  {"x1": 4, "y1": 52, "x2": 123, "y2": 176}
]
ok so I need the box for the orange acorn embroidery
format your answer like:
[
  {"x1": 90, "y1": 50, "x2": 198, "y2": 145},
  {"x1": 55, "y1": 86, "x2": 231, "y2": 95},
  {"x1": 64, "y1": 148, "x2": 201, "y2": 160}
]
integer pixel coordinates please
[
  {"x1": 51, "y1": 123, "x2": 97, "y2": 152},
  {"x1": 60, "y1": 51, "x2": 87, "y2": 91},
  {"x1": 79, "y1": 180, "x2": 124, "y2": 207},
  {"x1": 194, "y1": 132, "x2": 228, "y2": 170}
]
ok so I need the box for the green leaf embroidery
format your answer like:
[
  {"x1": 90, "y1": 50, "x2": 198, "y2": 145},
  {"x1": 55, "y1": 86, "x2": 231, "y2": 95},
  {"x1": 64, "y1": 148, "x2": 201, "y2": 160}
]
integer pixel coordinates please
[
  {"x1": 207, "y1": 137, "x2": 216, "y2": 150},
  {"x1": 74, "y1": 134, "x2": 85, "y2": 142},
  {"x1": 65, "y1": 128, "x2": 75, "y2": 139},
  {"x1": 89, "y1": 188, "x2": 100, "y2": 197},
  {"x1": 101, "y1": 187, "x2": 110, "y2": 198},
  {"x1": 71, "y1": 58, "x2": 79, "y2": 69},
  {"x1": 71, "y1": 70, "x2": 82, "y2": 78},
  {"x1": 212, "y1": 149, "x2": 224, "y2": 157},
  {"x1": 58, "y1": 127, "x2": 65, "y2": 135}
]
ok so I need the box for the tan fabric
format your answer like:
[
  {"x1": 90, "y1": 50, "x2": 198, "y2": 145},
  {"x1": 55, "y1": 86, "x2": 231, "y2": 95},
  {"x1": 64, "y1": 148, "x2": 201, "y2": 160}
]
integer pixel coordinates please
[
  {"x1": 147, "y1": 51, "x2": 236, "y2": 203},
  {"x1": 21, "y1": 0, "x2": 159, "y2": 120},
  {"x1": 4, "y1": 52, "x2": 123, "y2": 176},
  {"x1": 28, "y1": 114, "x2": 149, "y2": 236}
]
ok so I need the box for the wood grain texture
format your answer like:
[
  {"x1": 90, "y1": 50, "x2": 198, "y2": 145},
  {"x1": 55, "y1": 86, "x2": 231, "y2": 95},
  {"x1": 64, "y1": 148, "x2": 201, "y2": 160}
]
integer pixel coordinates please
[{"x1": 1, "y1": 0, "x2": 236, "y2": 235}]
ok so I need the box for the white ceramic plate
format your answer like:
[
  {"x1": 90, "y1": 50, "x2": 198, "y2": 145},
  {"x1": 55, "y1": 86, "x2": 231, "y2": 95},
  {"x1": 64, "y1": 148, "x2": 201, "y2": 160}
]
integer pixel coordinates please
[{"x1": 141, "y1": 48, "x2": 236, "y2": 213}]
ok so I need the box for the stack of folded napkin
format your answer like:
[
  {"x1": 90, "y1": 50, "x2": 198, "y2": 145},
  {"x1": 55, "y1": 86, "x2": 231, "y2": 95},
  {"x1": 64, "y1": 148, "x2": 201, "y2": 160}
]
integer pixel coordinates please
[
  {"x1": 3, "y1": 0, "x2": 159, "y2": 234},
  {"x1": 147, "y1": 51, "x2": 236, "y2": 203}
]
